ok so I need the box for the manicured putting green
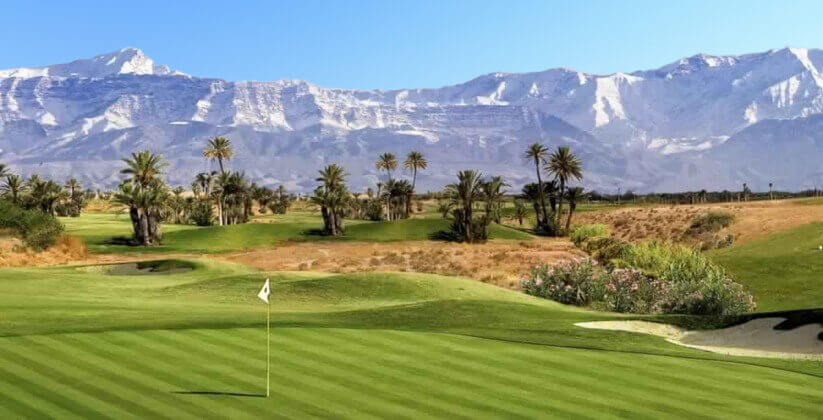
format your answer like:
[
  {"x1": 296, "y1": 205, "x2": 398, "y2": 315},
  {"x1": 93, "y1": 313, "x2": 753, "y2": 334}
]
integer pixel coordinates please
[
  {"x1": 0, "y1": 259, "x2": 821, "y2": 418},
  {"x1": 2, "y1": 327, "x2": 821, "y2": 419}
]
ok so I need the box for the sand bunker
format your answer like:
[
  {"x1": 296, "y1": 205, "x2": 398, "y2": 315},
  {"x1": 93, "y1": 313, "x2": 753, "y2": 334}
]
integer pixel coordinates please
[{"x1": 577, "y1": 318, "x2": 823, "y2": 360}]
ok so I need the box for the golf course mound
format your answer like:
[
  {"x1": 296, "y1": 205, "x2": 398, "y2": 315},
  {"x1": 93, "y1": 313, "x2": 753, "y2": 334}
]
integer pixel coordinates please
[{"x1": 577, "y1": 314, "x2": 823, "y2": 360}]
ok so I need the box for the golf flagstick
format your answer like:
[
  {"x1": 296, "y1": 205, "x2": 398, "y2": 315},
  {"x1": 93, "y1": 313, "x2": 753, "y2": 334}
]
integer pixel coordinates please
[{"x1": 257, "y1": 278, "x2": 271, "y2": 398}]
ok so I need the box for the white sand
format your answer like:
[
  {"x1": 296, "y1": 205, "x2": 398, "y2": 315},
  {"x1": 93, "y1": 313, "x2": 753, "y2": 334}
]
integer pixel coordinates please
[{"x1": 576, "y1": 318, "x2": 823, "y2": 360}]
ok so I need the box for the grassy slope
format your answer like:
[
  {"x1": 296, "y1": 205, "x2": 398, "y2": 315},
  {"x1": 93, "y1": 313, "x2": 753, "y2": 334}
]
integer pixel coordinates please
[
  {"x1": 62, "y1": 213, "x2": 533, "y2": 253},
  {"x1": 0, "y1": 260, "x2": 821, "y2": 419},
  {"x1": 711, "y1": 222, "x2": 823, "y2": 311}
]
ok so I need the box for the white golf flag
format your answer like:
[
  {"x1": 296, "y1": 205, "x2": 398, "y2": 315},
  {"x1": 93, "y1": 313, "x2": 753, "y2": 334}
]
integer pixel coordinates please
[{"x1": 258, "y1": 278, "x2": 270, "y2": 303}]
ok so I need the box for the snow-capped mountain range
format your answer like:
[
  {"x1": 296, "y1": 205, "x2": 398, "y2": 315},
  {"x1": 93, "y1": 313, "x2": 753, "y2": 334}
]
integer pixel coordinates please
[{"x1": 1, "y1": 46, "x2": 822, "y2": 193}]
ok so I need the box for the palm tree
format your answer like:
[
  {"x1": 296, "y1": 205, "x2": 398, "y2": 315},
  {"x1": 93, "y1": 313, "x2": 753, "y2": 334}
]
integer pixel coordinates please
[
  {"x1": 445, "y1": 170, "x2": 486, "y2": 242},
  {"x1": 403, "y1": 151, "x2": 427, "y2": 217},
  {"x1": 375, "y1": 152, "x2": 398, "y2": 181},
  {"x1": 121, "y1": 150, "x2": 167, "y2": 188},
  {"x1": 525, "y1": 143, "x2": 549, "y2": 227},
  {"x1": 203, "y1": 137, "x2": 234, "y2": 174},
  {"x1": 513, "y1": 200, "x2": 527, "y2": 226},
  {"x1": 564, "y1": 187, "x2": 585, "y2": 232},
  {"x1": 2, "y1": 174, "x2": 24, "y2": 205},
  {"x1": 195, "y1": 172, "x2": 214, "y2": 198},
  {"x1": 313, "y1": 164, "x2": 350, "y2": 236},
  {"x1": 545, "y1": 146, "x2": 582, "y2": 231},
  {"x1": 65, "y1": 178, "x2": 81, "y2": 196},
  {"x1": 403, "y1": 151, "x2": 427, "y2": 190},
  {"x1": 0, "y1": 164, "x2": 10, "y2": 180},
  {"x1": 481, "y1": 176, "x2": 509, "y2": 224}
]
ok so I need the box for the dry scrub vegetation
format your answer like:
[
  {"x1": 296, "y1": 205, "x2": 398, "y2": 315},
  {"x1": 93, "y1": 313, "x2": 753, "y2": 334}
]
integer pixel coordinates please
[
  {"x1": 224, "y1": 239, "x2": 585, "y2": 288},
  {"x1": 574, "y1": 198, "x2": 823, "y2": 245},
  {"x1": 0, "y1": 235, "x2": 88, "y2": 268}
]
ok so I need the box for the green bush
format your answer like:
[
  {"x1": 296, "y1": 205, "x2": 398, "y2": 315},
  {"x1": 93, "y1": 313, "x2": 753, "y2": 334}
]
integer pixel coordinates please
[
  {"x1": 0, "y1": 200, "x2": 64, "y2": 250},
  {"x1": 585, "y1": 236, "x2": 630, "y2": 266},
  {"x1": 570, "y1": 224, "x2": 611, "y2": 247},
  {"x1": 619, "y1": 241, "x2": 755, "y2": 315},
  {"x1": 188, "y1": 200, "x2": 213, "y2": 226}
]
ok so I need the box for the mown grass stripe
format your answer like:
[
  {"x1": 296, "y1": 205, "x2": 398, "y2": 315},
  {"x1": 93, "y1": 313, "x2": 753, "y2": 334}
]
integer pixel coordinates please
[
  {"x1": 144, "y1": 329, "x2": 380, "y2": 419},
  {"x1": 184, "y1": 328, "x2": 423, "y2": 420},
  {"x1": 237, "y1": 327, "x2": 611, "y2": 420},
  {"x1": 53, "y1": 332, "x2": 223, "y2": 420},
  {"x1": 377, "y1": 328, "x2": 783, "y2": 419},
  {"x1": 104, "y1": 333, "x2": 315, "y2": 420},
  {"x1": 204, "y1": 327, "x2": 482, "y2": 420},
  {"x1": 0, "y1": 343, "x2": 127, "y2": 419},
  {"x1": 573, "y1": 349, "x2": 822, "y2": 418},
  {"x1": 0, "y1": 365, "x2": 82, "y2": 419},
  {"x1": 13, "y1": 335, "x2": 176, "y2": 420},
  {"x1": 334, "y1": 328, "x2": 666, "y2": 419},
  {"x1": 87, "y1": 333, "x2": 260, "y2": 414},
  {"x1": 103, "y1": 330, "x2": 282, "y2": 418},
  {"x1": 269, "y1": 328, "x2": 561, "y2": 420},
  {"x1": 417, "y1": 332, "x2": 778, "y2": 419}
]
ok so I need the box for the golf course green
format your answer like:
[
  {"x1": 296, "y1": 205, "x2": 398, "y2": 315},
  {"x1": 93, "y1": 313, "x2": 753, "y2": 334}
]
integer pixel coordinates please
[{"x1": 1, "y1": 255, "x2": 821, "y2": 418}]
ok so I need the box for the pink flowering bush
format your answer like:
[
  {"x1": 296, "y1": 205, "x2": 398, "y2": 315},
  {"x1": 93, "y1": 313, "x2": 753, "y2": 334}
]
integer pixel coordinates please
[{"x1": 522, "y1": 241, "x2": 756, "y2": 316}]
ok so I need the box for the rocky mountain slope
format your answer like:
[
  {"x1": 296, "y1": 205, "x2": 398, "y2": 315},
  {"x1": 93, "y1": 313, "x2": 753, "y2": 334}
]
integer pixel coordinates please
[{"x1": 1, "y1": 47, "x2": 821, "y2": 192}]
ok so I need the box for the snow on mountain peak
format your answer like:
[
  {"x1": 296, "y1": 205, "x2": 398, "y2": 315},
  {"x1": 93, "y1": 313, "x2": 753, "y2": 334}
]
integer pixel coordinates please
[{"x1": 0, "y1": 47, "x2": 185, "y2": 79}]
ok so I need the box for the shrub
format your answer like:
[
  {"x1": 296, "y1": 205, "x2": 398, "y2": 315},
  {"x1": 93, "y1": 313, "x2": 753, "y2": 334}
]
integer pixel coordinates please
[
  {"x1": 619, "y1": 241, "x2": 755, "y2": 315},
  {"x1": 685, "y1": 211, "x2": 735, "y2": 235},
  {"x1": 523, "y1": 241, "x2": 756, "y2": 316},
  {"x1": 570, "y1": 224, "x2": 610, "y2": 247},
  {"x1": 0, "y1": 200, "x2": 64, "y2": 250},
  {"x1": 585, "y1": 237, "x2": 630, "y2": 266},
  {"x1": 522, "y1": 259, "x2": 601, "y2": 306},
  {"x1": 188, "y1": 200, "x2": 214, "y2": 226}
]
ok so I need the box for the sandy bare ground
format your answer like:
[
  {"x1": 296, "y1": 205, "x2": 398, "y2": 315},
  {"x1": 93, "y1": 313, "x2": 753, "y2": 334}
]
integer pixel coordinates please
[
  {"x1": 221, "y1": 239, "x2": 585, "y2": 289},
  {"x1": 576, "y1": 319, "x2": 823, "y2": 360},
  {"x1": 575, "y1": 198, "x2": 823, "y2": 244}
]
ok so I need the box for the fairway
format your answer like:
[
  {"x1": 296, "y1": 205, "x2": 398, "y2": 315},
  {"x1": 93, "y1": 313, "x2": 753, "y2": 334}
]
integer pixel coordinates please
[
  {"x1": 711, "y1": 222, "x2": 823, "y2": 311},
  {"x1": 62, "y1": 213, "x2": 534, "y2": 254},
  {"x1": 1, "y1": 260, "x2": 821, "y2": 419},
  {"x1": 3, "y1": 328, "x2": 822, "y2": 419}
]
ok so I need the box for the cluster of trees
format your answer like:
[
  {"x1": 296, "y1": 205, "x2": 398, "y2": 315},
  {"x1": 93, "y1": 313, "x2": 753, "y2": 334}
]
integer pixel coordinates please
[
  {"x1": 111, "y1": 136, "x2": 295, "y2": 246},
  {"x1": 309, "y1": 151, "x2": 429, "y2": 236},
  {"x1": 0, "y1": 165, "x2": 88, "y2": 217},
  {"x1": 522, "y1": 144, "x2": 584, "y2": 235},
  {"x1": 589, "y1": 182, "x2": 819, "y2": 205},
  {"x1": 440, "y1": 171, "x2": 509, "y2": 242},
  {"x1": 374, "y1": 151, "x2": 427, "y2": 220},
  {"x1": 199, "y1": 137, "x2": 293, "y2": 226}
]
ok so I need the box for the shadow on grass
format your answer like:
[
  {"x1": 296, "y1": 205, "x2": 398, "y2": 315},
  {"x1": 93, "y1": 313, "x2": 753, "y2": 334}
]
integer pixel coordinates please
[
  {"x1": 172, "y1": 391, "x2": 266, "y2": 398},
  {"x1": 428, "y1": 230, "x2": 460, "y2": 242},
  {"x1": 103, "y1": 236, "x2": 138, "y2": 246}
]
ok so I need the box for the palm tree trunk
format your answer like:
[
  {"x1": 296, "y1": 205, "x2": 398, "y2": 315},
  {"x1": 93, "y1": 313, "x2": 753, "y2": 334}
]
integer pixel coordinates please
[
  {"x1": 535, "y1": 159, "x2": 548, "y2": 226},
  {"x1": 556, "y1": 179, "x2": 565, "y2": 229},
  {"x1": 139, "y1": 209, "x2": 151, "y2": 246},
  {"x1": 218, "y1": 158, "x2": 225, "y2": 174},
  {"x1": 217, "y1": 200, "x2": 223, "y2": 226},
  {"x1": 565, "y1": 205, "x2": 574, "y2": 233}
]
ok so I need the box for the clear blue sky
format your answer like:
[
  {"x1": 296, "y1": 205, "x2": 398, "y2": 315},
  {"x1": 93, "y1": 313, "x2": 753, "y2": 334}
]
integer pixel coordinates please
[{"x1": 3, "y1": 0, "x2": 822, "y2": 90}]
